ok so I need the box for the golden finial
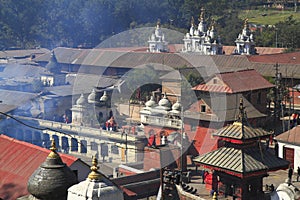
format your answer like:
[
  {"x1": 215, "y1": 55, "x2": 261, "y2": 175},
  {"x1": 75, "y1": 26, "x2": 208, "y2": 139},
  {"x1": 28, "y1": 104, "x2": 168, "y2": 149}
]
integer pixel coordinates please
[
  {"x1": 48, "y1": 138, "x2": 59, "y2": 158},
  {"x1": 191, "y1": 16, "x2": 195, "y2": 27},
  {"x1": 237, "y1": 97, "x2": 245, "y2": 121},
  {"x1": 156, "y1": 19, "x2": 161, "y2": 28},
  {"x1": 244, "y1": 18, "x2": 249, "y2": 28},
  {"x1": 88, "y1": 156, "x2": 102, "y2": 180},
  {"x1": 211, "y1": 19, "x2": 215, "y2": 27},
  {"x1": 199, "y1": 7, "x2": 205, "y2": 21},
  {"x1": 212, "y1": 192, "x2": 218, "y2": 200}
]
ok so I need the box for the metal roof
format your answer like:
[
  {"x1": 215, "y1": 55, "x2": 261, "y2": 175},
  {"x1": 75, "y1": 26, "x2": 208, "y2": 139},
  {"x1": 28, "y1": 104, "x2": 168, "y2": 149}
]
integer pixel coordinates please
[
  {"x1": 184, "y1": 94, "x2": 265, "y2": 122},
  {"x1": 193, "y1": 146, "x2": 289, "y2": 176},
  {"x1": 0, "y1": 135, "x2": 78, "y2": 200},
  {"x1": 213, "y1": 122, "x2": 271, "y2": 140},
  {"x1": 0, "y1": 89, "x2": 37, "y2": 113},
  {"x1": 275, "y1": 125, "x2": 300, "y2": 146},
  {"x1": 193, "y1": 69, "x2": 274, "y2": 93},
  {"x1": 0, "y1": 48, "x2": 50, "y2": 59}
]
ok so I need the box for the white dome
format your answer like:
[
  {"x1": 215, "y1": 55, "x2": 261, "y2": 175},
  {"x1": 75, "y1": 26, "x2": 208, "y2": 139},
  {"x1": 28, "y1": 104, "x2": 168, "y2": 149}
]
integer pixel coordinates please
[
  {"x1": 172, "y1": 100, "x2": 181, "y2": 112},
  {"x1": 158, "y1": 93, "x2": 171, "y2": 109},
  {"x1": 67, "y1": 157, "x2": 124, "y2": 200},
  {"x1": 145, "y1": 96, "x2": 156, "y2": 108},
  {"x1": 88, "y1": 89, "x2": 97, "y2": 104},
  {"x1": 100, "y1": 91, "x2": 108, "y2": 102},
  {"x1": 76, "y1": 94, "x2": 87, "y2": 106}
]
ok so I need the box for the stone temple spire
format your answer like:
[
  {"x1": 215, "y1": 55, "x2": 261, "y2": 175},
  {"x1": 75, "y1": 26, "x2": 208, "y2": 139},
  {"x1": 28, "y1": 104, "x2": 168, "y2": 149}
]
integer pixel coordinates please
[
  {"x1": 67, "y1": 156, "x2": 124, "y2": 200},
  {"x1": 27, "y1": 138, "x2": 77, "y2": 200}
]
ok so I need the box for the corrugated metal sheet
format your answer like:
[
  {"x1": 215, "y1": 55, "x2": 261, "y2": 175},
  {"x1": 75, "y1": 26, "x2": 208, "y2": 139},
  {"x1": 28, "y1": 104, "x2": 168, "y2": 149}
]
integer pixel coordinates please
[
  {"x1": 0, "y1": 135, "x2": 78, "y2": 200},
  {"x1": 185, "y1": 94, "x2": 265, "y2": 122},
  {"x1": 193, "y1": 69, "x2": 274, "y2": 93},
  {"x1": 275, "y1": 125, "x2": 300, "y2": 146},
  {"x1": 248, "y1": 51, "x2": 300, "y2": 64},
  {"x1": 194, "y1": 146, "x2": 289, "y2": 174},
  {"x1": 213, "y1": 122, "x2": 270, "y2": 140},
  {"x1": 218, "y1": 69, "x2": 274, "y2": 92},
  {"x1": 0, "y1": 48, "x2": 50, "y2": 59}
]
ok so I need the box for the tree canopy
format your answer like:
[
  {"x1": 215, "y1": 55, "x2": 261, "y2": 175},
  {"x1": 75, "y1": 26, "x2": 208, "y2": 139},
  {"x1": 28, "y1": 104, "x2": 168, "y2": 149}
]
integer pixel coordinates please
[{"x1": 0, "y1": 0, "x2": 299, "y2": 49}]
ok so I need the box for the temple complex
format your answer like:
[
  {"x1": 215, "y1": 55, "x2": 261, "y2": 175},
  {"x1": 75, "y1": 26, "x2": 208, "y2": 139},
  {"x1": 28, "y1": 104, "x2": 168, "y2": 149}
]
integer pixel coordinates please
[
  {"x1": 234, "y1": 19, "x2": 256, "y2": 55},
  {"x1": 193, "y1": 98, "x2": 289, "y2": 200},
  {"x1": 182, "y1": 8, "x2": 223, "y2": 55},
  {"x1": 148, "y1": 20, "x2": 168, "y2": 52}
]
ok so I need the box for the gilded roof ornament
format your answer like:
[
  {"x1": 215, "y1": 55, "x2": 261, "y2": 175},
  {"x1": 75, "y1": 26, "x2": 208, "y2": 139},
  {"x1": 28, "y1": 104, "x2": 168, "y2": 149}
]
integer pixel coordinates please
[
  {"x1": 191, "y1": 16, "x2": 195, "y2": 27},
  {"x1": 199, "y1": 7, "x2": 205, "y2": 21},
  {"x1": 48, "y1": 138, "x2": 59, "y2": 159},
  {"x1": 88, "y1": 156, "x2": 102, "y2": 180},
  {"x1": 237, "y1": 97, "x2": 247, "y2": 123},
  {"x1": 244, "y1": 18, "x2": 249, "y2": 28}
]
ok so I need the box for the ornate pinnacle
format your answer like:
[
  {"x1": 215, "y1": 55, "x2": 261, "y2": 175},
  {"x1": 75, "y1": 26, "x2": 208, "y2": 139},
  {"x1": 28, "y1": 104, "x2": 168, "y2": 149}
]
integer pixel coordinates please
[
  {"x1": 191, "y1": 16, "x2": 195, "y2": 27},
  {"x1": 88, "y1": 156, "x2": 102, "y2": 180},
  {"x1": 48, "y1": 138, "x2": 59, "y2": 159},
  {"x1": 244, "y1": 18, "x2": 249, "y2": 28},
  {"x1": 199, "y1": 7, "x2": 205, "y2": 21},
  {"x1": 237, "y1": 97, "x2": 248, "y2": 126}
]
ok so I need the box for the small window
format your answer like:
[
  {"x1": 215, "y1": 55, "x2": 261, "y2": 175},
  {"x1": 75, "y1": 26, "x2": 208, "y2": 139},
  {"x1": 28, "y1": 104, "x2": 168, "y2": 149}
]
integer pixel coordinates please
[
  {"x1": 213, "y1": 79, "x2": 217, "y2": 84},
  {"x1": 201, "y1": 105, "x2": 206, "y2": 113}
]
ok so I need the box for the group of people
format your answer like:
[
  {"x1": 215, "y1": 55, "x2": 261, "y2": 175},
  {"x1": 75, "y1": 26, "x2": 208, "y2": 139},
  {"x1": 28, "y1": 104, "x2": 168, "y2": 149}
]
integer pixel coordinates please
[
  {"x1": 105, "y1": 116, "x2": 117, "y2": 131},
  {"x1": 288, "y1": 166, "x2": 300, "y2": 182}
]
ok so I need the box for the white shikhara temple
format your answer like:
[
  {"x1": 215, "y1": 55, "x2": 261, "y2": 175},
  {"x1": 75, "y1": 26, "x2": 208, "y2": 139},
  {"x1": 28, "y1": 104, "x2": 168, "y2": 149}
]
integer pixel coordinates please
[
  {"x1": 148, "y1": 20, "x2": 169, "y2": 53},
  {"x1": 234, "y1": 19, "x2": 256, "y2": 55},
  {"x1": 182, "y1": 8, "x2": 223, "y2": 55}
]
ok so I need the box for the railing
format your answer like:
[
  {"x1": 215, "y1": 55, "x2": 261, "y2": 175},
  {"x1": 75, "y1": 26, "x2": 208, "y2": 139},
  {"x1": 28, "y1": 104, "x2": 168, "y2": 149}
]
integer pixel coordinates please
[
  {"x1": 141, "y1": 115, "x2": 182, "y2": 129},
  {"x1": 14, "y1": 116, "x2": 146, "y2": 143}
]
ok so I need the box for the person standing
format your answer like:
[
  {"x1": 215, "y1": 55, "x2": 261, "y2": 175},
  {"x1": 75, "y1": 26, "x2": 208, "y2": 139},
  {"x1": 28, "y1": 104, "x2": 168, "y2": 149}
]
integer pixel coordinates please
[
  {"x1": 297, "y1": 166, "x2": 300, "y2": 182},
  {"x1": 288, "y1": 166, "x2": 293, "y2": 181}
]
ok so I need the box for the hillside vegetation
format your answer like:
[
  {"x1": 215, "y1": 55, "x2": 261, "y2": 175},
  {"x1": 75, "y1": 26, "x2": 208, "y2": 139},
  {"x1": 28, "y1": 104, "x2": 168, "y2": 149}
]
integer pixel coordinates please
[{"x1": 0, "y1": 0, "x2": 299, "y2": 50}]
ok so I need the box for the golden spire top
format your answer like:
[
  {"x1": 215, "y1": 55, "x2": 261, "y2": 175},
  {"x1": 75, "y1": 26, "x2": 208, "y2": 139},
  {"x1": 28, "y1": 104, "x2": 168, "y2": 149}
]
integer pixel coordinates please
[
  {"x1": 211, "y1": 19, "x2": 215, "y2": 28},
  {"x1": 199, "y1": 7, "x2": 205, "y2": 21},
  {"x1": 212, "y1": 192, "x2": 218, "y2": 200},
  {"x1": 156, "y1": 19, "x2": 161, "y2": 28},
  {"x1": 191, "y1": 16, "x2": 195, "y2": 27},
  {"x1": 236, "y1": 97, "x2": 248, "y2": 126},
  {"x1": 244, "y1": 18, "x2": 249, "y2": 28},
  {"x1": 48, "y1": 138, "x2": 59, "y2": 159},
  {"x1": 88, "y1": 156, "x2": 102, "y2": 180}
]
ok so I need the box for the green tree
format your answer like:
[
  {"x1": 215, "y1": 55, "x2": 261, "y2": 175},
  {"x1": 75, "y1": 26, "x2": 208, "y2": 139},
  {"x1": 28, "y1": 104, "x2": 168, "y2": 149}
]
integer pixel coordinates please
[{"x1": 0, "y1": 0, "x2": 45, "y2": 48}]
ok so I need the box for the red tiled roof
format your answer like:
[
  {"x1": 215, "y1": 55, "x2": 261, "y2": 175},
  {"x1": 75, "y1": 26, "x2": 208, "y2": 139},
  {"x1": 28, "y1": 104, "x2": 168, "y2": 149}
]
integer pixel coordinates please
[
  {"x1": 192, "y1": 84, "x2": 232, "y2": 93},
  {"x1": 0, "y1": 135, "x2": 78, "y2": 200},
  {"x1": 275, "y1": 125, "x2": 300, "y2": 145},
  {"x1": 193, "y1": 69, "x2": 274, "y2": 93},
  {"x1": 222, "y1": 46, "x2": 285, "y2": 55},
  {"x1": 248, "y1": 51, "x2": 300, "y2": 64}
]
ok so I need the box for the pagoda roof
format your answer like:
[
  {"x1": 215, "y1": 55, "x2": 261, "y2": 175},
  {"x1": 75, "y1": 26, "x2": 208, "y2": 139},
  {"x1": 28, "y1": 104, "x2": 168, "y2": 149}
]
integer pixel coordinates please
[
  {"x1": 213, "y1": 121, "x2": 271, "y2": 140},
  {"x1": 193, "y1": 147, "x2": 289, "y2": 178}
]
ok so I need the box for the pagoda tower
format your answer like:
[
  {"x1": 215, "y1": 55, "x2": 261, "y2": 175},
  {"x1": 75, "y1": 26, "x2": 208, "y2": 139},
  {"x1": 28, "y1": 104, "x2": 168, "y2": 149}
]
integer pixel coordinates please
[{"x1": 193, "y1": 98, "x2": 289, "y2": 200}]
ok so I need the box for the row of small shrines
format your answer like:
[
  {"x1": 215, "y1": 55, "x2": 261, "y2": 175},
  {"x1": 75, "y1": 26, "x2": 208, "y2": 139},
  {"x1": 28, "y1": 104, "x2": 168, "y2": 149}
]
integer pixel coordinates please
[{"x1": 149, "y1": 8, "x2": 255, "y2": 55}]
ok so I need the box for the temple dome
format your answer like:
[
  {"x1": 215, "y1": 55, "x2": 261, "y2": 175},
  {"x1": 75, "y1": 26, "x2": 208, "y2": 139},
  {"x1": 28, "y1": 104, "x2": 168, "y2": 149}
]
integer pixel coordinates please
[
  {"x1": 27, "y1": 139, "x2": 77, "y2": 200},
  {"x1": 158, "y1": 93, "x2": 171, "y2": 109},
  {"x1": 76, "y1": 94, "x2": 87, "y2": 106},
  {"x1": 100, "y1": 91, "x2": 108, "y2": 102},
  {"x1": 145, "y1": 96, "x2": 156, "y2": 108},
  {"x1": 172, "y1": 100, "x2": 181, "y2": 113},
  {"x1": 67, "y1": 157, "x2": 124, "y2": 200},
  {"x1": 88, "y1": 89, "x2": 97, "y2": 104}
]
